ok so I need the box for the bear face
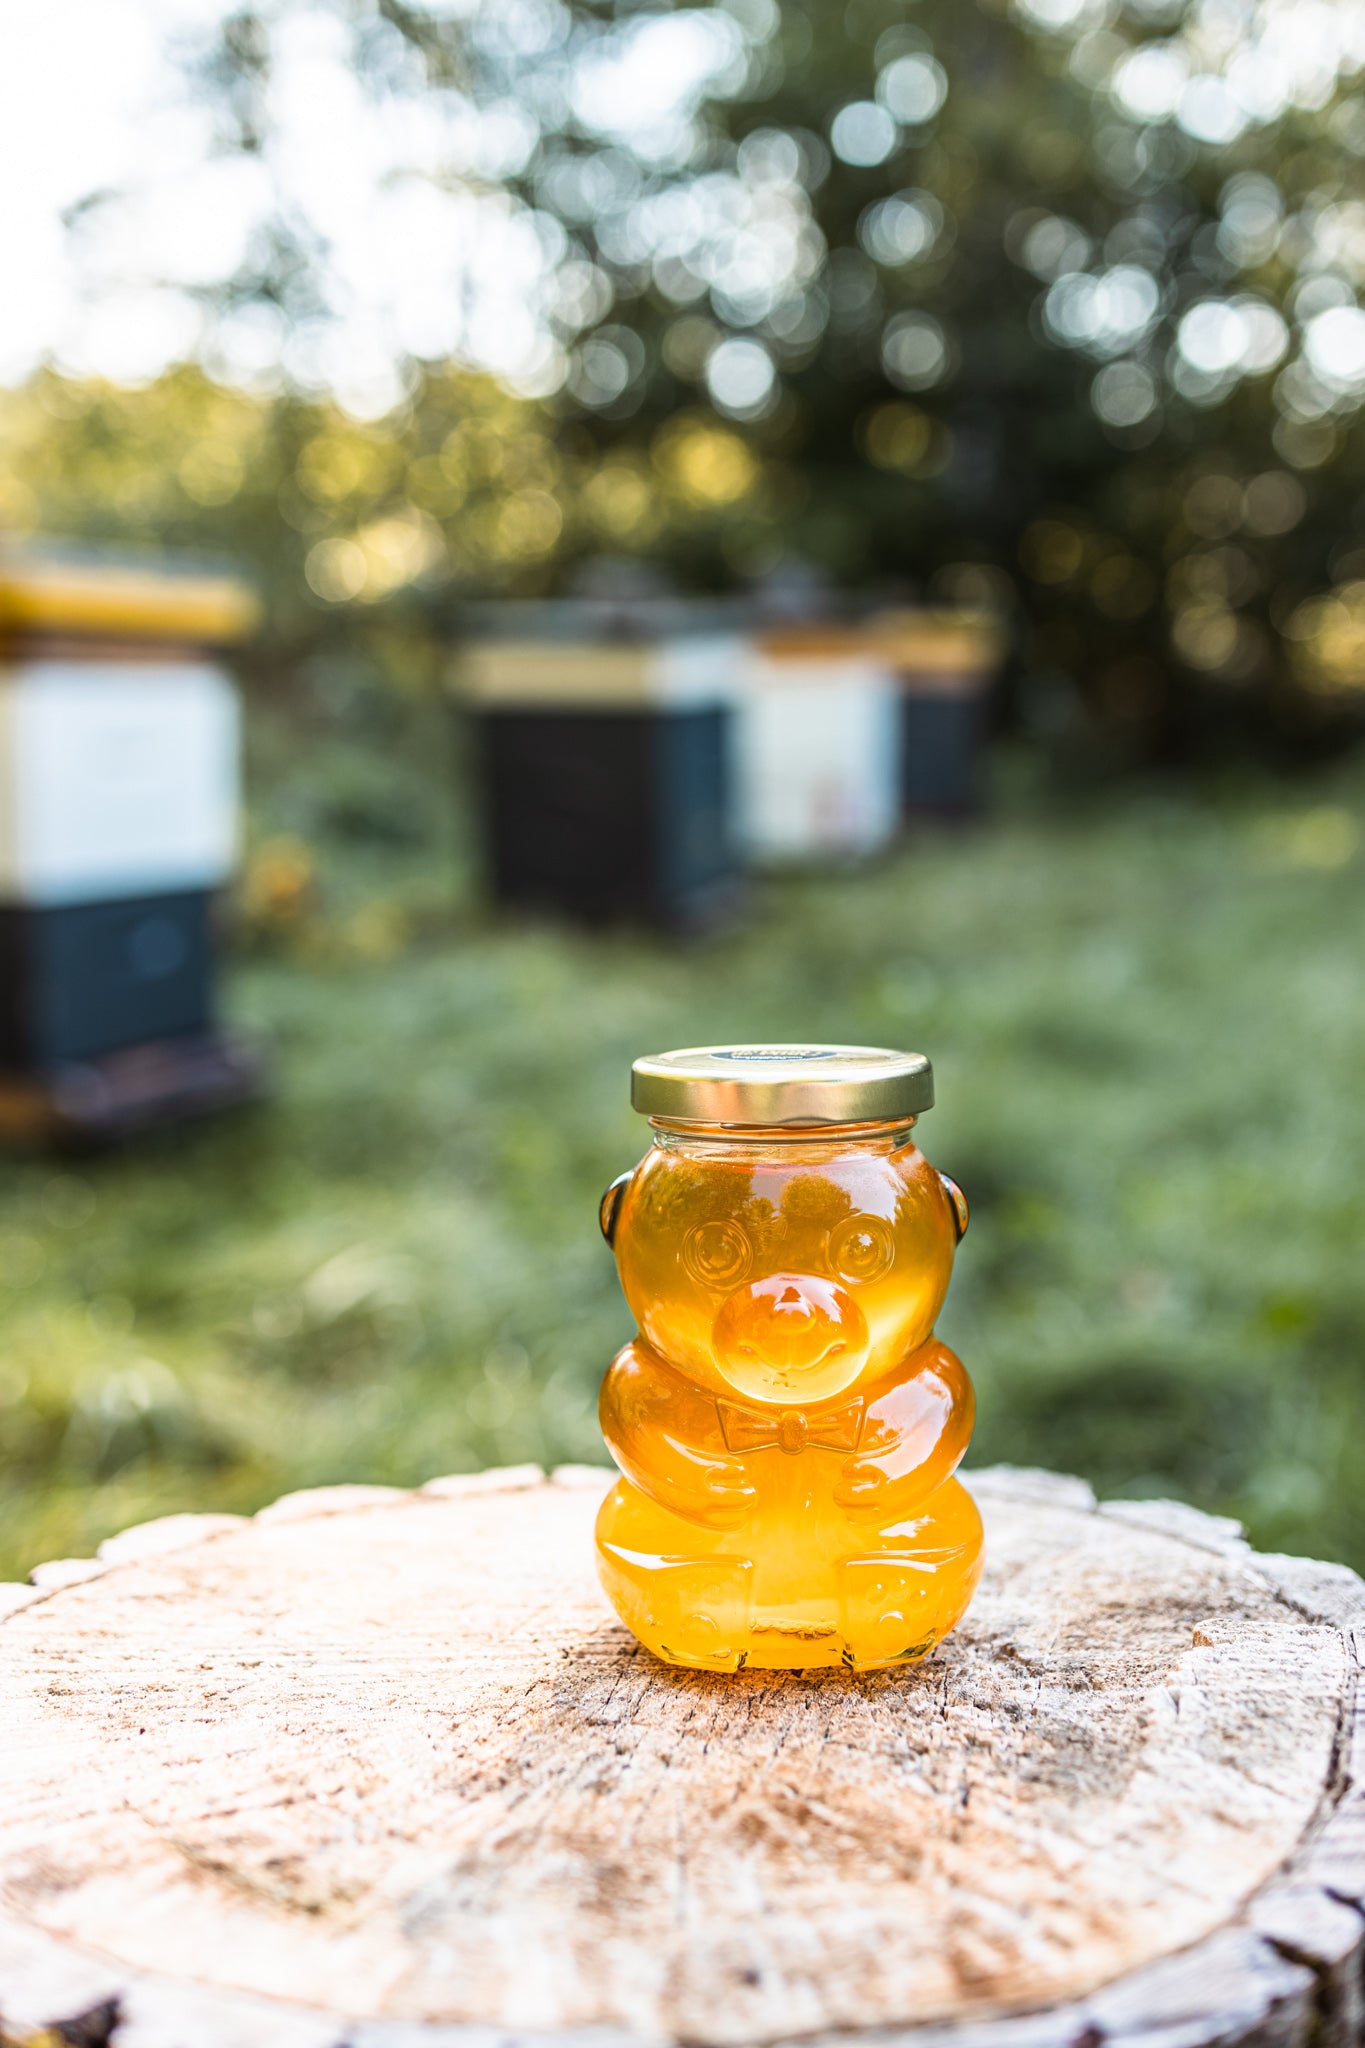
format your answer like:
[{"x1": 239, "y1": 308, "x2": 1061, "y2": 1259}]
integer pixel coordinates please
[{"x1": 610, "y1": 1132, "x2": 962, "y2": 1407}]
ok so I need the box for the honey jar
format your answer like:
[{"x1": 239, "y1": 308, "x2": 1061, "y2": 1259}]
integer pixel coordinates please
[{"x1": 596, "y1": 1044, "x2": 982, "y2": 1671}]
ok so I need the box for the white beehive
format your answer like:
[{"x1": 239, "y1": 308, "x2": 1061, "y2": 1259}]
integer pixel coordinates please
[
  {"x1": 0, "y1": 659, "x2": 240, "y2": 908},
  {"x1": 0, "y1": 554, "x2": 261, "y2": 1140},
  {"x1": 734, "y1": 630, "x2": 903, "y2": 863}
]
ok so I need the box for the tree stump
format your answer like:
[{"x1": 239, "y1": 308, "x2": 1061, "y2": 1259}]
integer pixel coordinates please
[{"x1": 1, "y1": 1465, "x2": 1363, "y2": 2048}]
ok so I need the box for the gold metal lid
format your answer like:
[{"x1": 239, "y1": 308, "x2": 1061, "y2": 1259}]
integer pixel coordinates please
[{"x1": 630, "y1": 1043, "x2": 934, "y2": 1126}]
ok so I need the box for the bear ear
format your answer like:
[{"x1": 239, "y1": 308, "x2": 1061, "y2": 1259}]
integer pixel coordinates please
[
  {"x1": 599, "y1": 1169, "x2": 634, "y2": 1248},
  {"x1": 938, "y1": 1171, "x2": 969, "y2": 1243}
]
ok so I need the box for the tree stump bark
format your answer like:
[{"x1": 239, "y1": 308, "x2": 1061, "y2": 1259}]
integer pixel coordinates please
[{"x1": 1, "y1": 1465, "x2": 1362, "y2": 2048}]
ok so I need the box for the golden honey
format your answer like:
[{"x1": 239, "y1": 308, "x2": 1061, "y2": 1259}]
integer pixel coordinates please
[{"x1": 595, "y1": 1045, "x2": 982, "y2": 1672}]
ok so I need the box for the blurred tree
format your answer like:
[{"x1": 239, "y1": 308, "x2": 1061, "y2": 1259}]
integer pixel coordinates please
[
  {"x1": 15, "y1": 0, "x2": 1365, "y2": 762},
  {"x1": 479, "y1": 0, "x2": 1365, "y2": 763}
]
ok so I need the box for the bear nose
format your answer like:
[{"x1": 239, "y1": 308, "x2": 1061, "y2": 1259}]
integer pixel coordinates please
[{"x1": 713, "y1": 1272, "x2": 869, "y2": 1378}]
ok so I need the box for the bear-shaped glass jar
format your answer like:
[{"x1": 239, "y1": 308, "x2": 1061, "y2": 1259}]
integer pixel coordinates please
[{"x1": 595, "y1": 1044, "x2": 983, "y2": 1672}]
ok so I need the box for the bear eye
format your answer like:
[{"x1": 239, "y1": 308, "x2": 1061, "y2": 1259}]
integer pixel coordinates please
[
  {"x1": 683, "y1": 1219, "x2": 753, "y2": 1289},
  {"x1": 829, "y1": 1214, "x2": 895, "y2": 1284}
]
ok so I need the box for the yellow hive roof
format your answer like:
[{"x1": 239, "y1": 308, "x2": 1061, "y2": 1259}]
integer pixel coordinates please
[{"x1": 0, "y1": 555, "x2": 260, "y2": 647}]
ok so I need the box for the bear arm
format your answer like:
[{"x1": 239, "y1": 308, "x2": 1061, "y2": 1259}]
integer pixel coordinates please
[
  {"x1": 834, "y1": 1338, "x2": 974, "y2": 1518},
  {"x1": 600, "y1": 1339, "x2": 757, "y2": 1529}
]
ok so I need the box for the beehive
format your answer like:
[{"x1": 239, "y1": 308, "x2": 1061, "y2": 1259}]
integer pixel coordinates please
[
  {"x1": 457, "y1": 624, "x2": 742, "y2": 930},
  {"x1": 0, "y1": 554, "x2": 262, "y2": 1140},
  {"x1": 735, "y1": 627, "x2": 903, "y2": 863},
  {"x1": 871, "y1": 609, "x2": 1005, "y2": 819}
]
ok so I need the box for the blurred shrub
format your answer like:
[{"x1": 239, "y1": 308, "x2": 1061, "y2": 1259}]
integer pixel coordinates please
[{"x1": 236, "y1": 836, "x2": 317, "y2": 952}]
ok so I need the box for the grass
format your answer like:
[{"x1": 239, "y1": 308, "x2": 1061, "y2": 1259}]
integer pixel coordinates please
[{"x1": 3, "y1": 699, "x2": 1365, "y2": 1580}]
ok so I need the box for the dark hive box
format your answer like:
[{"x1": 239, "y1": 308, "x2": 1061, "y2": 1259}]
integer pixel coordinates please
[{"x1": 458, "y1": 635, "x2": 743, "y2": 931}]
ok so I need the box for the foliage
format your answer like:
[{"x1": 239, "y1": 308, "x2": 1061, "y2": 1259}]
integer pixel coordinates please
[
  {"x1": 154, "y1": 0, "x2": 1365, "y2": 762},
  {"x1": 3, "y1": 706, "x2": 1365, "y2": 1579},
  {"x1": 684, "y1": 0, "x2": 1365, "y2": 762},
  {"x1": 0, "y1": 365, "x2": 781, "y2": 667}
]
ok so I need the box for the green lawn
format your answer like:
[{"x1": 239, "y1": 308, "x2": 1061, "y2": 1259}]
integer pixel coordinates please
[{"x1": 3, "y1": 707, "x2": 1364, "y2": 1579}]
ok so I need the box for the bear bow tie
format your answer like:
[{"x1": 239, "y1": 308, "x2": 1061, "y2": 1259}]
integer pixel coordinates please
[{"x1": 717, "y1": 1396, "x2": 864, "y2": 1457}]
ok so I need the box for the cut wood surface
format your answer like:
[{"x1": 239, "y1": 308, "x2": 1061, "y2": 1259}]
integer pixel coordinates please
[{"x1": 0, "y1": 1464, "x2": 1363, "y2": 2048}]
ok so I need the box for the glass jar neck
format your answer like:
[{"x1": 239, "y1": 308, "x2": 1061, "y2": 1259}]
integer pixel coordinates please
[{"x1": 648, "y1": 1116, "x2": 919, "y2": 1160}]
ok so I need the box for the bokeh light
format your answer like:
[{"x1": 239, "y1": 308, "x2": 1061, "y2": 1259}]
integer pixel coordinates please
[
  {"x1": 859, "y1": 192, "x2": 945, "y2": 268},
  {"x1": 876, "y1": 53, "x2": 948, "y2": 124},
  {"x1": 881, "y1": 312, "x2": 949, "y2": 391},
  {"x1": 705, "y1": 337, "x2": 778, "y2": 417},
  {"x1": 829, "y1": 100, "x2": 899, "y2": 167}
]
